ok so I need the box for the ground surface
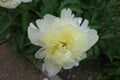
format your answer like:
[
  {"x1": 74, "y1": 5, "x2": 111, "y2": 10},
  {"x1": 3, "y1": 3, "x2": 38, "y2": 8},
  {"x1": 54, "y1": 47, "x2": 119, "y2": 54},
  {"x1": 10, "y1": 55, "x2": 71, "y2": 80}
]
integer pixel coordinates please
[{"x1": 0, "y1": 42, "x2": 43, "y2": 80}]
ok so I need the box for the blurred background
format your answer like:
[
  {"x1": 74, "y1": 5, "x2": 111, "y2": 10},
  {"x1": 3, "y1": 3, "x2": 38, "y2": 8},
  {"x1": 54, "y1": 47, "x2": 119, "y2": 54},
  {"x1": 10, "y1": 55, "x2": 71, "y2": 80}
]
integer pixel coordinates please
[{"x1": 0, "y1": 0, "x2": 120, "y2": 80}]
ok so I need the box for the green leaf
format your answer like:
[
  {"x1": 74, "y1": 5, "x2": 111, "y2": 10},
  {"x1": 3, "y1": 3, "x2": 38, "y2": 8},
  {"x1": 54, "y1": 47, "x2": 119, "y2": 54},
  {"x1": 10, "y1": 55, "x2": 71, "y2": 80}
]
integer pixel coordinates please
[
  {"x1": 0, "y1": 12, "x2": 11, "y2": 40},
  {"x1": 62, "y1": 0, "x2": 79, "y2": 6},
  {"x1": 24, "y1": 45, "x2": 40, "y2": 54},
  {"x1": 87, "y1": 48, "x2": 94, "y2": 58},
  {"x1": 32, "y1": 0, "x2": 41, "y2": 7},
  {"x1": 41, "y1": 0, "x2": 58, "y2": 15},
  {"x1": 87, "y1": 76, "x2": 93, "y2": 80},
  {"x1": 101, "y1": 34, "x2": 115, "y2": 39},
  {"x1": 18, "y1": 35, "x2": 25, "y2": 50},
  {"x1": 65, "y1": 4, "x2": 83, "y2": 13},
  {"x1": 21, "y1": 11, "x2": 31, "y2": 33},
  {"x1": 93, "y1": 44, "x2": 100, "y2": 57},
  {"x1": 0, "y1": 29, "x2": 10, "y2": 40},
  {"x1": 0, "y1": 10, "x2": 18, "y2": 41}
]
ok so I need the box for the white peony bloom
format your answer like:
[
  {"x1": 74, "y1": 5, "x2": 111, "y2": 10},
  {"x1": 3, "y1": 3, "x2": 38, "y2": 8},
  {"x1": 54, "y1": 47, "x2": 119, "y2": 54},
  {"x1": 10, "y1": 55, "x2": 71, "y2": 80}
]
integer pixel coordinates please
[
  {"x1": 28, "y1": 8, "x2": 99, "y2": 76},
  {"x1": 0, "y1": 0, "x2": 32, "y2": 9}
]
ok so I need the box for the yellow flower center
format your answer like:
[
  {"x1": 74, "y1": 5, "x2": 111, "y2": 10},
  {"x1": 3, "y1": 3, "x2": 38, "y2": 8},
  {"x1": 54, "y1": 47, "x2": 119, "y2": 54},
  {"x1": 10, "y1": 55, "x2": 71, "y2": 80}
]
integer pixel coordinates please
[
  {"x1": 61, "y1": 42, "x2": 67, "y2": 47},
  {"x1": 40, "y1": 20, "x2": 88, "y2": 66}
]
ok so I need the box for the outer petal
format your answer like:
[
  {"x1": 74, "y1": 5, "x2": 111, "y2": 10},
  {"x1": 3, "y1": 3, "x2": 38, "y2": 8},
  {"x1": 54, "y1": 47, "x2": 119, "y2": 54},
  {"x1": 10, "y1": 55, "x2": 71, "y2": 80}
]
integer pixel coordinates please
[
  {"x1": 81, "y1": 19, "x2": 89, "y2": 29},
  {"x1": 61, "y1": 8, "x2": 74, "y2": 20},
  {"x1": 28, "y1": 23, "x2": 44, "y2": 46},
  {"x1": 43, "y1": 78, "x2": 49, "y2": 80},
  {"x1": 63, "y1": 53, "x2": 87, "y2": 69},
  {"x1": 80, "y1": 19, "x2": 98, "y2": 49},
  {"x1": 87, "y1": 29, "x2": 99, "y2": 49},
  {"x1": 0, "y1": 0, "x2": 21, "y2": 8},
  {"x1": 21, "y1": 0, "x2": 32, "y2": 3},
  {"x1": 63, "y1": 61, "x2": 79, "y2": 69},
  {"x1": 35, "y1": 48, "x2": 46, "y2": 59},
  {"x1": 42, "y1": 62, "x2": 62, "y2": 76},
  {"x1": 36, "y1": 14, "x2": 56, "y2": 33},
  {"x1": 79, "y1": 53, "x2": 87, "y2": 61},
  {"x1": 44, "y1": 14, "x2": 57, "y2": 22},
  {"x1": 75, "y1": 17, "x2": 83, "y2": 25}
]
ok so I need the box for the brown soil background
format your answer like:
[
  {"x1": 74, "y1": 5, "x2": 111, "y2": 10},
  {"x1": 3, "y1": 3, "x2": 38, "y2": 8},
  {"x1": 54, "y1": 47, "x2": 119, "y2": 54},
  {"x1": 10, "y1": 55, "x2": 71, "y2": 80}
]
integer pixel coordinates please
[{"x1": 0, "y1": 42, "x2": 43, "y2": 80}]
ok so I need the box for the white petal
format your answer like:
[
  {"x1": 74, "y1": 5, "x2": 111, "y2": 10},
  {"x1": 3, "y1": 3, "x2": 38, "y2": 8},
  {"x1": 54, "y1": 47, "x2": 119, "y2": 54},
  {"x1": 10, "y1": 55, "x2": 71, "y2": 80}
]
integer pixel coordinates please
[
  {"x1": 63, "y1": 64, "x2": 74, "y2": 69},
  {"x1": 44, "y1": 14, "x2": 57, "y2": 27},
  {"x1": 42, "y1": 62, "x2": 61, "y2": 76},
  {"x1": 36, "y1": 14, "x2": 56, "y2": 33},
  {"x1": 63, "y1": 61, "x2": 79, "y2": 69},
  {"x1": 87, "y1": 29, "x2": 99, "y2": 49},
  {"x1": 44, "y1": 14, "x2": 56, "y2": 21},
  {"x1": 21, "y1": 0, "x2": 32, "y2": 3},
  {"x1": 43, "y1": 78, "x2": 49, "y2": 80},
  {"x1": 81, "y1": 19, "x2": 89, "y2": 29},
  {"x1": 63, "y1": 53, "x2": 87, "y2": 69},
  {"x1": 28, "y1": 23, "x2": 44, "y2": 46},
  {"x1": 75, "y1": 17, "x2": 83, "y2": 25},
  {"x1": 0, "y1": 0, "x2": 21, "y2": 8},
  {"x1": 30, "y1": 23, "x2": 38, "y2": 30},
  {"x1": 61, "y1": 8, "x2": 74, "y2": 20},
  {"x1": 36, "y1": 19, "x2": 45, "y2": 33},
  {"x1": 79, "y1": 53, "x2": 87, "y2": 61},
  {"x1": 63, "y1": 51, "x2": 72, "y2": 61},
  {"x1": 35, "y1": 48, "x2": 46, "y2": 59}
]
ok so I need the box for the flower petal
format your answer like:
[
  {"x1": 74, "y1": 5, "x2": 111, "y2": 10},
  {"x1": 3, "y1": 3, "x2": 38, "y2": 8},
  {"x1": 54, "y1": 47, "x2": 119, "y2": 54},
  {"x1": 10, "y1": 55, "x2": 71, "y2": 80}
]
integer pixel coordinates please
[
  {"x1": 44, "y1": 14, "x2": 56, "y2": 21},
  {"x1": 61, "y1": 8, "x2": 74, "y2": 20},
  {"x1": 75, "y1": 17, "x2": 83, "y2": 25},
  {"x1": 81, "y1": 19, "x2": 89, "y2": 29},
  {"x1": 42, "y1": 62, "x2": 62, "y2": 76},
  {"x1": 43, "y1": 78, "x2": 49, "y2": 80},
  {"x1": 63, "y1": 61, "x2": 79, "y2": 69},
  {"x1": 36, "y1": 14, "x2": 56, "y2": 33},
  {"x1": 79, "y1": 53, "x2": 87, "y2": 61},
  {"x1": 63, "y1": 53, "x2": 87, "y2": 69},
  {"x1": 0, "y1": 0, "x2": 21, "y2": 8},
  {"x1": 28, "y1": 23, "x2": 44, "y2": 46},
  {"x1": 87, "y1": 29, "x2": 99, "y2": 49},
  {"x1": 35, "y1": 48, "x2": 46, "y2": 59},
  {"x1": 36, "y1": 19, "x2": 46, "y2": 33},
  {"x1": 21, "y1": 0, "x2": 32, "y2": 3}
]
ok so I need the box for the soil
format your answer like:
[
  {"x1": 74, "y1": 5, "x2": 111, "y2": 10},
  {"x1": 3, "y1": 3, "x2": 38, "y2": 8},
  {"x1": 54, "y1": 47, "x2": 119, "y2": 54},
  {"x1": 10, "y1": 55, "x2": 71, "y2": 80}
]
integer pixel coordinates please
[{"x1": 0, "y1": 42, "x2": 43, "y2": 80}]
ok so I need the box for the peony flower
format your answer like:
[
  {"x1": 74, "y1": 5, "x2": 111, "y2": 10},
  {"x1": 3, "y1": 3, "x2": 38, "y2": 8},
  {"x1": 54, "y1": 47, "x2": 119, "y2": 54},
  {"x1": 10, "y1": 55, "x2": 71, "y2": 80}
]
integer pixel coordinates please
[
  {"x1": 28, "y1": 8, "x2": 99, "y2": 76},
  {"x1": 0, "y1": 0, "x2": 32, "y2": 9}
]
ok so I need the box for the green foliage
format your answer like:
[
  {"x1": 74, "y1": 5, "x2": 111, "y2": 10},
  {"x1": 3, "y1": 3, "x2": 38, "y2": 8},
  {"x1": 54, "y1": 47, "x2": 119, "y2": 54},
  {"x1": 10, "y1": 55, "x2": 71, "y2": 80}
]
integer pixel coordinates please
[
  {"x1": 88, "y1": 73, "x2": 105, "y2": 80},
  {"x1": 89, "y1": 61, "x2": 120, "y2": 80},
  {"x1": 0, "y1": 0, "x2": 120, "y2": 79},
  {"x1": 103, "y1": 61, "x2": 120, "y2": 80}
]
